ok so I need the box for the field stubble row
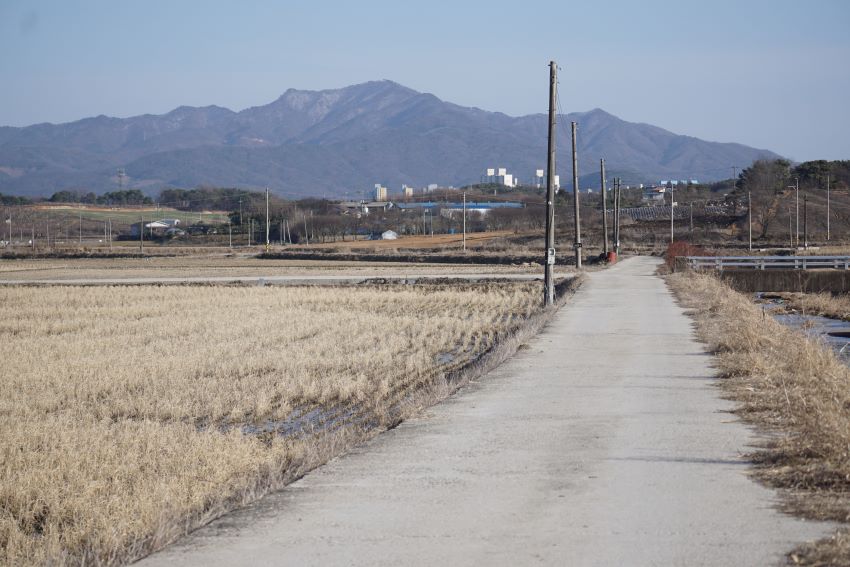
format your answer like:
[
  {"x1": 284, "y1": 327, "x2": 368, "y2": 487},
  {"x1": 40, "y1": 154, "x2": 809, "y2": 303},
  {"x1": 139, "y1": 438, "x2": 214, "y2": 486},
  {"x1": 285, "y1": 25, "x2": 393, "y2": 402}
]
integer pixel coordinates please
[{"x1": 0, "y1": 256, "x2": 538, "y2": 281}]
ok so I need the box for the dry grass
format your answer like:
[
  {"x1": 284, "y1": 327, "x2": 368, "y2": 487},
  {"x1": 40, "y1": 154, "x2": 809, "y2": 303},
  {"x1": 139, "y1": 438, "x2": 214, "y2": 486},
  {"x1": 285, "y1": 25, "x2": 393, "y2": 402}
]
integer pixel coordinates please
[
  {"x1": 0, "y1": 256, "x2": 540, "y2": 282},
  {"x1": 0, "y1": 281, "x2": 560, "y2": 565},
  {"x1": 777, "y1": 292, "x2": 850, "y2": 322},
  {"x1": 667, "y1": 271, "x2": 850, "y2": 565},
  {"x1": 295, "y1": 230, "x2": 517, "y2": 250}
]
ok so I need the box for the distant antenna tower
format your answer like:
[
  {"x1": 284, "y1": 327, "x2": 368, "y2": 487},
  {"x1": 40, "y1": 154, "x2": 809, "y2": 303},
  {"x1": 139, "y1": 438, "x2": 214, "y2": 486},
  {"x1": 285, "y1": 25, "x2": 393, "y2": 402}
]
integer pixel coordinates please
[{"x1": 117, "y1": 168, "x2": 127, "y2": 189}]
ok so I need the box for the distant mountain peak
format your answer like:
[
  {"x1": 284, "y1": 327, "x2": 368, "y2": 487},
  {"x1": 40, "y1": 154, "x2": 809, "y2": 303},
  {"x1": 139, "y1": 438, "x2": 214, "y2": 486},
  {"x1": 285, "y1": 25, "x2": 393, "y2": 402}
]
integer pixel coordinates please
[{"x1": 0, "y1": 80, "x2": 781, "y2": 198}]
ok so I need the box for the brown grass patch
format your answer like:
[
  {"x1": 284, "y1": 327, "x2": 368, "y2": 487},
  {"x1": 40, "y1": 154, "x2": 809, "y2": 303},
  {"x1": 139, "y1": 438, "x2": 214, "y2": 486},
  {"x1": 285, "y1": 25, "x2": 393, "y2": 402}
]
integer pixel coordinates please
[
  {"x1": 777, "y1": 292, "x2": 850, "y2": 322},
  {"x1": 667, "y1": 271, "x2": 850, "y2": 565},
  {"x1": 0, "y1": 255, "x2": 538, "y2": 282},
  {"x1": 0, "y1": 279, "x2": 579, "y2": 565}
]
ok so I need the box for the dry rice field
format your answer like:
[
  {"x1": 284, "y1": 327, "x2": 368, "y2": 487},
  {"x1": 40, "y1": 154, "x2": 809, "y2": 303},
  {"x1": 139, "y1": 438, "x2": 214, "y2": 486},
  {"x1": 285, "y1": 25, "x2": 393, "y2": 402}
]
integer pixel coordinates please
[
  {"x1": 0, "y1": 282, "x2": 541, "y2": 565},
  {"x1": 0, "y1": 256, "x2": 536, "y2": 282}
]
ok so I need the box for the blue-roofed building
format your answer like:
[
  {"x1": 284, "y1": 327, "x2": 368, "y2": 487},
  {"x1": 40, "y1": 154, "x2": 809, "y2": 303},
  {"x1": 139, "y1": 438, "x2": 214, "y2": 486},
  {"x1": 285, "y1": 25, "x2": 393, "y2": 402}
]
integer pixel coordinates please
[{"x1": 395, "y1": 201, "x2": 524, "y2": 216}]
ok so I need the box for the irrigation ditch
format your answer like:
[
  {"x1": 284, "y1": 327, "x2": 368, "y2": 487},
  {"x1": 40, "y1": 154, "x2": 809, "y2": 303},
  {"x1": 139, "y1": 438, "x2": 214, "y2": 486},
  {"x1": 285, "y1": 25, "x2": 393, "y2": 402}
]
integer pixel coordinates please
[{"x1": 756, "y1": 293, "x2": 850, "y2": 365}]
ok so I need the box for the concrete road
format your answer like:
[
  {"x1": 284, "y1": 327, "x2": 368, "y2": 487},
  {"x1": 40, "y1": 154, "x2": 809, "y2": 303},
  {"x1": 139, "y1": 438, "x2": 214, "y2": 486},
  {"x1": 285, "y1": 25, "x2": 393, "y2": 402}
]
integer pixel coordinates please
[{"x1": 138, "y1": 256, "x2": 832, "y2": 566}]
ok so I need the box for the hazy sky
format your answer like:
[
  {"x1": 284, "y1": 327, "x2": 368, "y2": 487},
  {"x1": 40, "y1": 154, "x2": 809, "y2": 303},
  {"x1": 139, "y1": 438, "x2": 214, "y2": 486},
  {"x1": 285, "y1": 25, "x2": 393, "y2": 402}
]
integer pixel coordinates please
[{"x1": 1, "y1": 0, "x2": 848, "y2": 161}]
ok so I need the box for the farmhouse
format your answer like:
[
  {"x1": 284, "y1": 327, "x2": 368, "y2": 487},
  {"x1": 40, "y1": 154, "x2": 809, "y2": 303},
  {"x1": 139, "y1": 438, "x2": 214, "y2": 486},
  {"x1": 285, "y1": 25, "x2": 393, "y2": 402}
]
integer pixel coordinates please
[{"x1": 129, "y1": 218, "x2": 182, "y2": 237}]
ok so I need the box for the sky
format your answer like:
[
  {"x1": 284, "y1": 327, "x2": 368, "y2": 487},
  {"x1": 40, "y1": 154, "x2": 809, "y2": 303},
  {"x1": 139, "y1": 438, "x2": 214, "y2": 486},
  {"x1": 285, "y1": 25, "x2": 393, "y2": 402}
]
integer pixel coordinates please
[{"x1": 1, "y1": 0, "x2": 848, "y2": 162}]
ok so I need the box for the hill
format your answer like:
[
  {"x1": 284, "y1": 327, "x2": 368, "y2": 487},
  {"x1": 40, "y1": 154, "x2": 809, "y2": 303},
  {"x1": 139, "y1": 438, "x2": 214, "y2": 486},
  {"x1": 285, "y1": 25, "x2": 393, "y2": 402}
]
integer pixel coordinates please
[{"x1": 0, "y1": 81, "x2": 781, "y2": 199}]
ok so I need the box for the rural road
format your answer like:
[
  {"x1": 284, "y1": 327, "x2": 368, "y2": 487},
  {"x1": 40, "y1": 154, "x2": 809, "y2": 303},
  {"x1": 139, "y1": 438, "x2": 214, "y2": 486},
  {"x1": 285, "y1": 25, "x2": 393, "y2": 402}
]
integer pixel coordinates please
[{"x1": 139, "y1": 256, "x2": 832, "y2": 566}]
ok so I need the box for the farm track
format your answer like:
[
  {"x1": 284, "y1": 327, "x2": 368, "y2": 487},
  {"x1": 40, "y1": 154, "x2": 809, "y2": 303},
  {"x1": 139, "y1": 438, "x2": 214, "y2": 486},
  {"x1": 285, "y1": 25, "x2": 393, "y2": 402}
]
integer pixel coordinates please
[{"x1": 140, "y1": 257, "x2": 834, "y2": 566}]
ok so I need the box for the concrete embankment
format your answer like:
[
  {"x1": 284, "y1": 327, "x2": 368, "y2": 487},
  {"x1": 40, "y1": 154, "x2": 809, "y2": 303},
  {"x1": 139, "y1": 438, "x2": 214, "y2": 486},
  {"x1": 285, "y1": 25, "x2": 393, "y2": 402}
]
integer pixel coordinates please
[{"x1": 717, "y1": 269, "x2": 850, "y2": 292}]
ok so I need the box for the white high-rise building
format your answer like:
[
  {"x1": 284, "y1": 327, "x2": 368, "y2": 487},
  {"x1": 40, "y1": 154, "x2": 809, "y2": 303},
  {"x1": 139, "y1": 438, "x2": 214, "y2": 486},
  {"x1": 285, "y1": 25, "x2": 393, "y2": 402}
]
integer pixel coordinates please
[
  {"x1": 374, "y1": 184, "x2": 388, "y2": 201},
  {"x1": 485, "y1": 166, "x2": 518, "y2": 188}
]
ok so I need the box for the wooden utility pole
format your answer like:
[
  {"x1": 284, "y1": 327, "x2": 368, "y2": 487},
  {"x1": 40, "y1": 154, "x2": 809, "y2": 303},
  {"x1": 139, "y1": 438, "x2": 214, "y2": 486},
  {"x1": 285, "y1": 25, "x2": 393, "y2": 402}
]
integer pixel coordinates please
[
  {"x1": 571, "y1": 121, "x2": 582, "y2": 269},
  {"x1": 614, "y1": 178, "x2": 621, "y2": 254},
  {"x1": 788, "y1": 206, "x2": 793, "y2": 248},
  {"x1": 827, "y1": 174, "x2": 831, "y2": 241},
  {"x1": 689, "y1": 203, "x2": 694, "y2": 235},
  {"x1": 462, "y1": 192, "x2": 467, "y2": 252},
  {"x1": 804, "y1": 194, "x2": 808, "y2": 249},
  {"x1": 265, "y1": 187, "x2": 270, "y2": 252},
  {"x1": 795, "y1": 177, "x2": 800, "y2": 247},
  {"x1": 670, "y1": 182, "x2": 674, "y2": 244},
  {"x1": 748, "y1": 190, "x2": 752, "y2": 251},
  {"x1": 543, "y1": 60, "x2": 558, "y2": 307},
  {"x1": 600, "y1": 159, "x2": 608, "y2": 255}
]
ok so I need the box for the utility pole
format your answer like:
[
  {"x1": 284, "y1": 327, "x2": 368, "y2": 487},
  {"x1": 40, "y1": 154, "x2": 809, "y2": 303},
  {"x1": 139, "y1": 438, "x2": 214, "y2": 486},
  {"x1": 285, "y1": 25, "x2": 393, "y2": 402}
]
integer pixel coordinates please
[
  {"x1": 795, "y1": 176, "x2": 799, "y2": 247},
  {"x1": 265, "y1": 187, "x2": 270, "y2": 252},
  {"x1": 543, "y1": 60, "x2": 557, "y2": 306},
  {"x1": 670, "y1": 182, "x2": 674, "y2": 244},
  {"x1": 689, "y1": 203, "x2": 694, "y2": 235},
  {"x1": 303, "y1": 215, "x2": 309, "y2": 245},
  {"x1": 614, "y1": 177, "x2": 621, "y2": 254},
  {"x1": 600, "y1": 158, "x2": 608, "y2": 255},
  {"x1": 827, "y1": 174, "x2": 831, "y2": 241},
  {"x1": 804, "y1": 194, "x2": 808, "y2": 249},
  {"x1": 788, "y1": 206, "x2": 793, "y2": 248},
  {"x1": 462, "y1": 192, "x2": 467, "y2": 252},
  {"x1": 748, "y1": 190, "x2": 752, "y2": 251},
  {"x1": 571, "y1": 121, "x2": 582, "y2": 269}
]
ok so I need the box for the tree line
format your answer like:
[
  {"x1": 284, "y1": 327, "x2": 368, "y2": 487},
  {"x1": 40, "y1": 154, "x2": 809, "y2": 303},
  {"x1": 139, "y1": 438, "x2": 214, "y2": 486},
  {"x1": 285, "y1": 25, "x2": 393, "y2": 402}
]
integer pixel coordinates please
[{"x1": 734, "y1": 159, "x2": 850, "y2": 240}]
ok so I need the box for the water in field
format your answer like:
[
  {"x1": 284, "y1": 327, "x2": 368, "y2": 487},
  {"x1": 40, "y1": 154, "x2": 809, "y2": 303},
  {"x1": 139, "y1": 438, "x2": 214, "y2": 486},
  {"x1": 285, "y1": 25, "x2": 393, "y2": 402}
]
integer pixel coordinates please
[{"x1": 755, "y1": 293, "x2": 850, "y2": 363}]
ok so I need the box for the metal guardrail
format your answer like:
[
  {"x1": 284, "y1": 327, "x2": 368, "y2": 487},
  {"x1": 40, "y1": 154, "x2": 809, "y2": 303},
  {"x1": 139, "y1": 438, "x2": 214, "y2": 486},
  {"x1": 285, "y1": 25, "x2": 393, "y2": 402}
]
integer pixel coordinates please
[{"x1": 686, "y1": 256, "x2": 850, "y2": 270}]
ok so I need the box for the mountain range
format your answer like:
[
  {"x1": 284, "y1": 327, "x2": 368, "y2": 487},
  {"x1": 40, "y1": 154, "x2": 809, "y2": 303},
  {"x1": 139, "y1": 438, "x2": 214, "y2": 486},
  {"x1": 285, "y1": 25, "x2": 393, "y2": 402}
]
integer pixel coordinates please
[{"x1": 0, "y1": 80, "x2": 780, "y2": 199}]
